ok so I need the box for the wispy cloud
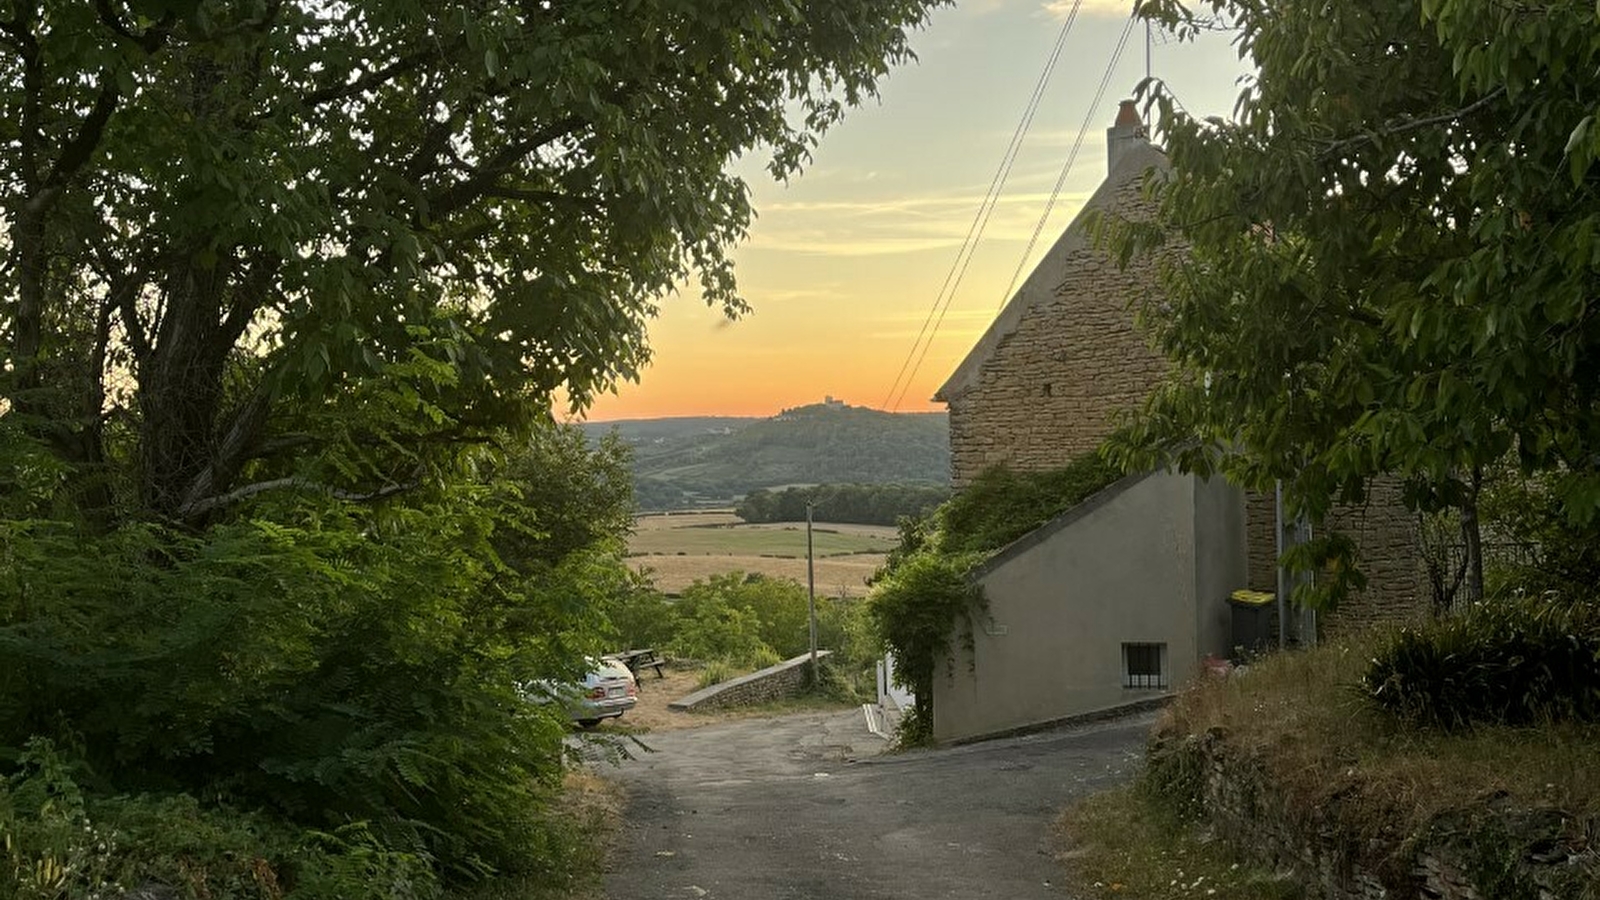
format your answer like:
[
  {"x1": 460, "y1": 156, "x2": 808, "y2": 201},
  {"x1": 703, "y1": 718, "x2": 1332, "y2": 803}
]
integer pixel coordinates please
[
  {"x1": 745, "y1": 187, "x2": 1096, "y2": 258},
  {"x1": 1041, "y1": 0, "x2": 1135, "y2": 20}
]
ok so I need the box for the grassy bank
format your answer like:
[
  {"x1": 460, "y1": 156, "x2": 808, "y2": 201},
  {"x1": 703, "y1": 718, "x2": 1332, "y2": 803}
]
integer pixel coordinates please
[
  {"x1": 1159, "y1": 639, "x2": 1600, "y2": 839},
  {"x1": 1059, "y1": 638, "x2": 1600, "y2": 898}
]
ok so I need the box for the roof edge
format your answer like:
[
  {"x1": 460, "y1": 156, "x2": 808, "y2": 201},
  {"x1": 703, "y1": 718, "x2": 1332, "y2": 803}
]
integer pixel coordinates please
[{"x1": 934, "y1": 142, "x2": 1168, "y2": 404}]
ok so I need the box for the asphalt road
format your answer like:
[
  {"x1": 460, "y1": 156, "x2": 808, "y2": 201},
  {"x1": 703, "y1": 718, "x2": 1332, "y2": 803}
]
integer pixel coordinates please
[{"x1": 599, "y1": 708, "x2": 1152, "y2": 900}]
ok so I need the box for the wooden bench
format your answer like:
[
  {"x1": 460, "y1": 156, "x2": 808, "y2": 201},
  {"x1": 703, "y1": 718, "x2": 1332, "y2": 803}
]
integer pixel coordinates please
[{"x1": 606, "y1": 648, "x2": 668, "y2": 681}]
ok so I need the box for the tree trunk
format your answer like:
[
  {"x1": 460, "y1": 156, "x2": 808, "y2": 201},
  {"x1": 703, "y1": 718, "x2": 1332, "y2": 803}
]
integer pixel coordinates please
[
  {"x1": 1460, "y1": 466, "x2": 1485, "y2": 604},
  {"x1": 138, "y1": 266, "x2": 234, "y2": 519}
]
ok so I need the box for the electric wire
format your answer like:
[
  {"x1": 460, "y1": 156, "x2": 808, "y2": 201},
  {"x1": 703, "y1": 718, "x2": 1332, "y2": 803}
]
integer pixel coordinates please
[
  {"x1": 877, "y1": 0, "x2": 1085, "y2": 412},
  {"x1": 991, "y1": 12, "x2": 1139, "y2": 313},
  {"x1": 888, "y1": 8, "x2": 1139, "y2": 411}
]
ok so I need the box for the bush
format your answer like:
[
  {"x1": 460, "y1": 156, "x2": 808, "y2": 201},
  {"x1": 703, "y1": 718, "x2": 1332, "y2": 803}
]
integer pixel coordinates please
[
  {"x1": 935, "y1": 457, "x2": 1120, "y2": 555},
  {"x1": 1364, "y1": 598, "x2": 1600, "y2": 728},
  {"x1": 0, "y1": 740, "x2": 440, "y2": 900}
]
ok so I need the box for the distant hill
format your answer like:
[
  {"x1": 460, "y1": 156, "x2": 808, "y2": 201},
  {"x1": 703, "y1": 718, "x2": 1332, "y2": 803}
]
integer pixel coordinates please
[{"x1": 581, "y1": 402, "x2": 950, "y2": 511}]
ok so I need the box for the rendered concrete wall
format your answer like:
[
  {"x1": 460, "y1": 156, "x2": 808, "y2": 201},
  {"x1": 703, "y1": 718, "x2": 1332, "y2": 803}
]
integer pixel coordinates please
[{"x1": 931, "y1": 471, "x2": 1244, "y2": 744}]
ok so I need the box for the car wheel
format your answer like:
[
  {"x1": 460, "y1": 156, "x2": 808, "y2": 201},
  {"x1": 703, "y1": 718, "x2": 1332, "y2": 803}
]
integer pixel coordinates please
[{"x1": 577, "y1": 718, "x2": 601, "y2": 728}]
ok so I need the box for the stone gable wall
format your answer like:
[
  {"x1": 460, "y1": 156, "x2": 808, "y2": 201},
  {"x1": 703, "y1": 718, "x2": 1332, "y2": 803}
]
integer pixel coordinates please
[
  {"x1": 946, "y1": 176, "x2": 1168, "y2": 485},
  {"x1": 942, "y1": 157, "x2": 1428, "y2": 634}
]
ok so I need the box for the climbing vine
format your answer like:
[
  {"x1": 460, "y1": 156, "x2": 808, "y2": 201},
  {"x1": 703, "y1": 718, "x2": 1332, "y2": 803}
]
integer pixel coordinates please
[{"x1": 868, "y1": 454, "x2": 1121, "y2": 744}]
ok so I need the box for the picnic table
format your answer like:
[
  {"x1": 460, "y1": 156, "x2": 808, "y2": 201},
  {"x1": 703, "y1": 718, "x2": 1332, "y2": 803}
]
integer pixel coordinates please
[{"x1": 606, "y1": 648, "x2": 667, "y2": 680}]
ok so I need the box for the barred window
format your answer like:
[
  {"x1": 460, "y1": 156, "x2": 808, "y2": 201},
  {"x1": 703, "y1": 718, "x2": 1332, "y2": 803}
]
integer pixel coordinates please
[{"x1": 1122, "y1": 642, "x2": 1167, "y2": 690}]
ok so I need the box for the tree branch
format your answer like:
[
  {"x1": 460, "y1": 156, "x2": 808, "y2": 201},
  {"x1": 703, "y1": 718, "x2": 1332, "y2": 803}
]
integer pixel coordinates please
[
  {"x1": 1317, "y1": 87, "x2": 1508, "y2": 161},
  {"x1": 282, "y1": 48, "x2": 433, "y2": 118},
  {"x1": 93, "y1": 0, "x2": 173, "y2": 53},
  {"x1": 424, "y1": 116, "x2": 587, "y2": 220},
  {"x1": 178, "y1": 475, "x2": 418, "y2": 520},
  {"x1": 38, "y1": 75, "x2": 120, "y2": 199}
]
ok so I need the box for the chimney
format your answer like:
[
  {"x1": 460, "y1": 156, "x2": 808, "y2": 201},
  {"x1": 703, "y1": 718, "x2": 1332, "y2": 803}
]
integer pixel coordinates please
[{"x1": 1105, "y1": 99, "x2": 1147, "y2": 175}]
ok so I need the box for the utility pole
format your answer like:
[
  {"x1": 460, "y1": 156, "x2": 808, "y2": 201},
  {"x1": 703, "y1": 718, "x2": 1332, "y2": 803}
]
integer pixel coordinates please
[{"x1": 806, "y1": 501, "x2": 819, "y2": 683}]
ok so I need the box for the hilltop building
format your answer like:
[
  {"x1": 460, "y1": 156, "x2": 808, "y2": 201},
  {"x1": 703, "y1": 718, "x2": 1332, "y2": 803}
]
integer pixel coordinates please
[{"x1": 928, "y1": 102, "x2": 1424, "y2": 743}]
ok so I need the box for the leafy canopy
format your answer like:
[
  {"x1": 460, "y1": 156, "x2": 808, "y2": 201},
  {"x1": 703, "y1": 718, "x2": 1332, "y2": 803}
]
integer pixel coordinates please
[
  {"x1": 1105, "y1": 0, "x2": 1600, "y2": 600},
  {"x1": 0, "y1": 0, "x2": 946, "y2": 521}
]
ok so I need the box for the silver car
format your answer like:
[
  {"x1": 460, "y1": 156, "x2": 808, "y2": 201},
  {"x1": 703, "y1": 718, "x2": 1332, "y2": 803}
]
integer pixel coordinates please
[{"x1": 526, "y1": 658, "x2": 639, "y2": 727}]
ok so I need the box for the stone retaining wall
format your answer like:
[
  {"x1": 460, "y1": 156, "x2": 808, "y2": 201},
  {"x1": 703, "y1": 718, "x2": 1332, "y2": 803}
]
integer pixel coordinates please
[
  {"x1": 669, "y1": 651, "x2": 831, "y2": 712},
  {"x1": 1154, "y1": 729, "x2": 1596, "y2": 899}
]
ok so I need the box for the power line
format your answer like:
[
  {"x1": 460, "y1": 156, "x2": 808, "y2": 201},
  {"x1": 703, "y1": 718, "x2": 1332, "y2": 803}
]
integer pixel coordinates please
[
  {"x1": 889, "y1": 9, "x2": 1141, "y2": 411},
  {"x1": 878, "y1": 0, "x2": 1086, "y2": 412},
  {"x1": 992, "y1": 12, "x2": 1138, "y2": 313}
]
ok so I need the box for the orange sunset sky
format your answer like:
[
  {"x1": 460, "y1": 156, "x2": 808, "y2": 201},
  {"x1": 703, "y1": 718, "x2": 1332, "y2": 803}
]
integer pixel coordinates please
[{"x1": 579, "y1": 1, "x2": 1247, "y2": 423}]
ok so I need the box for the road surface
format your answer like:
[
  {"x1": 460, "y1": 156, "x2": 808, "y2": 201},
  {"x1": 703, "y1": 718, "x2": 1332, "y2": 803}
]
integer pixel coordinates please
[{"x1": 600, "y1": 707, "x2": 1151, "y2": 899}]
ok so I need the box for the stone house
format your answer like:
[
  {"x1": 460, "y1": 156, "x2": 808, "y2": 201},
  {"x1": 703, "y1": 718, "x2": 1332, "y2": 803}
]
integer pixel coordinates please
[{"x1": 929, "y1": 102, "x2": 1425, "y2": 743}]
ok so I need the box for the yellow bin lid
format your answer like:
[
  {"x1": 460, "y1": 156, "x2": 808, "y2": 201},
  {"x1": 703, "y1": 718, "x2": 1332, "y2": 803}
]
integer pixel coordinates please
[{"x1": 1229, "y1": 589, "x2": 1275, "y2": 607}]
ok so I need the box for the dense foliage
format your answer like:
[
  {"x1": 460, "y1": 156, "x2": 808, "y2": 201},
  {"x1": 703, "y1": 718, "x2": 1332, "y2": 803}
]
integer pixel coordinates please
[
  {"x1": 1364, "y1": 598, "x2": 1600, "y2": 728},
  {"x1": 0, "y1": 0, "x2": 944, "y2": 892},
  {"x1": 1108, "y1": 0, "x2": 1600, "y2": 607},
  {"x1": 608, "y1": 572, "x2": 874, "y2": 693},
  {"x1": 0, "y1": 1, "x2": 944, "y2": 525},
  {"x1": 869, "y1": 458, "x2": 1120, "y2": 743},
  {"x1": 935, "y1": 457, "x2": 1120, "y2": 555},
  {"x1": 601, "y1": 566, "x2": 876, "y2": 695},
  {"x1": 734, "y1": 483, "x2": 950, "y2": 526},
  {"x1": 1, "y1": 424, "x2": 633, "y2": 894}
]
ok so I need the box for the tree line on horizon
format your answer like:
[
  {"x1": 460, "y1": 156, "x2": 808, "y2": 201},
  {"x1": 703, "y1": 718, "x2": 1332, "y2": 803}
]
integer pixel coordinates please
[{"x1": 733, "y1": 482, "x2": 951, "y2": 526}]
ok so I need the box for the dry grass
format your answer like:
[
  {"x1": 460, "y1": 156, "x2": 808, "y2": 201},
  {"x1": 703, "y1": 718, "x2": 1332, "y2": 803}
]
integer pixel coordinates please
[
  {"x1": 1056, "y1": 785, "x2": 1296, "y2": 900},
  {"x1": 1160, "y1": 638, "x2": 1600, "y2": 844},
  {"x1": 626, "y1": 512, "x2": 894, "y2": 596},
  {"x1": 1059, "y1": 639, "x2": 1600, "y2": 900},
  {"x1": 627, "y1": 553, "x2": 882, "y2": 597},
  {"x1": 453, "y1": 771, "x2": 625, "y2": 900}
]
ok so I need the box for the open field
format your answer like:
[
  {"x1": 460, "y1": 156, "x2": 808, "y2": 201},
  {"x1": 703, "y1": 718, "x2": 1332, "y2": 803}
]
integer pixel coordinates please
[
  {"x1": 628, "y1": 511, "x2": 895, "y2": 596},
  {"x1": 629, "y1": 553, "x2": 882, "y2": 597}
]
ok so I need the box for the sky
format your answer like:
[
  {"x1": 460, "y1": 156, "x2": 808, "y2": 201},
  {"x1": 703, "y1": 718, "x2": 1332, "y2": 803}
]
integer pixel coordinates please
[{"x1": 579, "y1": 0, "x2": 1250, "y2": 422}]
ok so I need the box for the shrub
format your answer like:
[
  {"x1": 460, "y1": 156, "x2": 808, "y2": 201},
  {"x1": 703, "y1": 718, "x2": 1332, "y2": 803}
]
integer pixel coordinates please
[
  {"x1": 866, "y1": 549, "x2": 986, "y2": 742},
  {"x1": 1363, "y1": 597, "x2": 1600, "y2": 728},
  {"x1": 935, "y1": 457, "x2": 1120, "y2": 555},
  {"x1": 0, "y1": 740, "x2": 441, "y2": 900}
]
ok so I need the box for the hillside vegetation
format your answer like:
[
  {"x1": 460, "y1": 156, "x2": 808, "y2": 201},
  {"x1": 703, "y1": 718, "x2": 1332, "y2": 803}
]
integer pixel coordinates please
[{"x1": 583, "y1": 402, "x2": 949, "y2": 510}]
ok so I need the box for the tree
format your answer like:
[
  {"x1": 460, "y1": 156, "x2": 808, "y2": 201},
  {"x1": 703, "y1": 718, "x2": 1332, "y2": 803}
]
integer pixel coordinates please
[
  {"x1": 0, "y1": 0, "x2": 946, "y2": 523},
  {"x1": 1105, "y1": 0, "x2": 1600, "y2": 606}
]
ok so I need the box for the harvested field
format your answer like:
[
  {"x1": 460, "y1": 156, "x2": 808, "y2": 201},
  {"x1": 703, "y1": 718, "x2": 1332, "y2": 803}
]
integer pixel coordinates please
[
  {"x1": 629, "y1": 552, "x2": 881, "y2": 597},
  {"x1": 627, "y1": 511, "x2": 893, "y2": 596}
]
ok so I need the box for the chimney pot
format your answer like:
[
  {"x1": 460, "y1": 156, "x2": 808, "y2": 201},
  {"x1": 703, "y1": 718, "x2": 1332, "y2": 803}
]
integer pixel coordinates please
[{"x1": 1105, "y1": 99, "x2": 1148, "y2": 175}]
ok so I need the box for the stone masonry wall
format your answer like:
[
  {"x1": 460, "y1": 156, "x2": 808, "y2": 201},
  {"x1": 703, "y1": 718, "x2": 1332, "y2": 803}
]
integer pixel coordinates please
[
  {"x1": 1244, "y1": 483, "x2": 1428, "y2": 637},
  {"x1": 1322, "y1": 478, "x2": 1428, "y2": 633},
  {"x1": 1245, "y1": 489, "x2": 1278, "y2": 592},
  {"x1": 945, "y1": 172, "x2": 1168, "y2": 486},
  {"x1": 942, "y1": 149, "x2": 1427, "y2": 634},
  {"x1": 668, "y1": 652, "x2": 830, "y2": 712},
  {"x1": 1158, "y1": 729, "x2": 1597, "y2": 899}
]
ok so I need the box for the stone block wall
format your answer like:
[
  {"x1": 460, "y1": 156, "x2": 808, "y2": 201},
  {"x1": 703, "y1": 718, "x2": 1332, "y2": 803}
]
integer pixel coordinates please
[
  {"x1": 668, "y1": 651, "x2": 830, "y2": 712},
  {"x1": 939, "y1": 143, "x2": 1427, "y2": 638},
  {"x1": 1156, "y1": 729, "x2": 1597, "y2": 899},
  {"x1": 1322, "y1": 478, "x2": 1428, "y2": 633},
  {"x1": 944, "y1": 170, "x2": 1168, "y2": 486},
  {"x1": 1243, "y1": 483, "x2": 1428, "y2": 639}
]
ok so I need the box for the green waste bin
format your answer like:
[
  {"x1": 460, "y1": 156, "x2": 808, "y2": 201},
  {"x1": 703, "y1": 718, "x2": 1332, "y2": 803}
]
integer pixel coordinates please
[{"x1": 1228, "y1": 589, "x2": 1275, "y2": 657}]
